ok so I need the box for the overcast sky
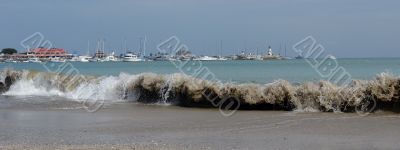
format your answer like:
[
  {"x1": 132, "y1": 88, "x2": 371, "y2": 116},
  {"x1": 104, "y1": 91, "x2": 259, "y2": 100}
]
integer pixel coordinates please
[{"x1": 1, "y1": 0, "x2": 399, "y2": 58}]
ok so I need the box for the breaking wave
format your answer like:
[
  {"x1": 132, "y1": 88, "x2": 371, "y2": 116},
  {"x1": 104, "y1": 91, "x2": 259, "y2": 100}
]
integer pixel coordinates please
[{"x1": 1, "y1": 69, "x2": 400, "y2": 113}]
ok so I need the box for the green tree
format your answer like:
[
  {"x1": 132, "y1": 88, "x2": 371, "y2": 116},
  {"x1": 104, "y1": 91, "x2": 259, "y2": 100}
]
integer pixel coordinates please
[{"x1": 1, "y1": 48, "x2": 17, "y2": 54}]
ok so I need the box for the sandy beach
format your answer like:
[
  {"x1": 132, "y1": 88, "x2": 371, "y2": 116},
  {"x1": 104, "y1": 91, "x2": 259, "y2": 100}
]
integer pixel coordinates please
[{"x1": 1, "y1": 102, "x2": 400, "y2": 150}]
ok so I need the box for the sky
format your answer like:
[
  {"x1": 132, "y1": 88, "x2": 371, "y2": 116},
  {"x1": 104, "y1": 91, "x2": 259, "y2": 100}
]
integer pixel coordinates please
[{"x1": 0, "y1": 0, "x2": 399, "y2": 58}]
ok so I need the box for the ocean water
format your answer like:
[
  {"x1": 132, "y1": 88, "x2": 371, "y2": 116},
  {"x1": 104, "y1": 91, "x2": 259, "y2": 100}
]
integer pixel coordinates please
[
  {"x1": 1, "y1": 58, "x2": 400, "y2": 83},
  {"x1": 1, "y1": 58, "x2": 400, "y2": 112}
]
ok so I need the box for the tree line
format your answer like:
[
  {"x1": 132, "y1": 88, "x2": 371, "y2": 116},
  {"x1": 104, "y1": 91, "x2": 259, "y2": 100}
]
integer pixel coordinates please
[{"x1": 0, "y1": 48, "x2": 18, "y2": 54}]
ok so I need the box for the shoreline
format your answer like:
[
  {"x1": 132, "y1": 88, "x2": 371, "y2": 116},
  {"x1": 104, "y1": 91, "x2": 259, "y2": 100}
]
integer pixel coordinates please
[{"x1": 1, "y1": 103, "x2": 400, "y2": 149}]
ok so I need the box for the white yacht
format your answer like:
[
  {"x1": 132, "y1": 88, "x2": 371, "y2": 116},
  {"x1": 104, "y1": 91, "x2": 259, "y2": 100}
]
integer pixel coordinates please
[
  {"x1": 104, "y1": 55, "x2": 117, "y2": 61},
  {"x1": 49, "y1": 57, "x2": 66, "y2": 63},
  {"x1": 217, "y1": 56, "x2": 228, "y2": 61},
  {"x1": 79, "y1": 40, "x2": 93, "y2": 62},
  {"x1": 68, "y1": 57, "x2": 78, "y2": 62},
  {"x1": 89, "y1": 58, "x2": 105, "y2": 62},
  {"x1": 123, "y1": 52, "x2": 142, "y2": 62},
  {"x1": 103, "y1": 52, "x2": 118, "y2": 62},
  {"x1": 5, "y1": 59, "x2": 17, "y2": 63},
  {"x1": 79, "y1": 56, "x2": 91, "y2": 62},
  {"x1": 193, "y1": 56, "x2": 218, "y2": 61},
  {"x1": 28, "y1": 57, "x2": 41, "y2": 63}
]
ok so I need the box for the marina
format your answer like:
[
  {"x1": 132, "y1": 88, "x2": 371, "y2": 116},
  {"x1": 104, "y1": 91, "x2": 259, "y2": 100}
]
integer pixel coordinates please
[{"x1": 0, "y1": 44, "x2": 290, "y2": 63}]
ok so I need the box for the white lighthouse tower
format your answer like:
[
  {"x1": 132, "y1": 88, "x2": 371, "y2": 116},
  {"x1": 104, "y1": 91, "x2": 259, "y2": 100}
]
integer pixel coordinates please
[{"x1": 267, "y1": 46, "x2": 273, "y2": 56}]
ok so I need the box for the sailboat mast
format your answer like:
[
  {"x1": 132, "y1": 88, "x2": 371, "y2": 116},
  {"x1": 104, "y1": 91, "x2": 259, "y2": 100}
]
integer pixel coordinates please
[
  {"x1": 102, "y1": 38, "x2": 105, "y2": 54},
  {"x1": 143, "y1": 36, "x2": 147, "y2": 58},
  {"x1": 244, "y1": 40, "x2": 247, "y2": 54},
  {"x1": 284, "y1": 43, "x2": 287, "y2": 57},
  {"x1": 96, "y1": 39, "x2": 100, "y2": 53},
  {"x1": 138, "y1": 37, "x2": 142, "y2": 55},
  {"x1": 124, "y1": 38, "x2": 127, "y2": 54},
  {"x1": 87, "y1": 40, "x2": 90, "y2": 56},
  {"x1": 220, "y1": 40, "x2": 223, "y2": 57}
]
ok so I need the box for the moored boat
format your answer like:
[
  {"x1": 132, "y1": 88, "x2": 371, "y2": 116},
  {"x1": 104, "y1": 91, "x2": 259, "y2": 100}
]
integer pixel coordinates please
[{"x1": 122, "y1": 52, "x2": 142, "y2": 62}]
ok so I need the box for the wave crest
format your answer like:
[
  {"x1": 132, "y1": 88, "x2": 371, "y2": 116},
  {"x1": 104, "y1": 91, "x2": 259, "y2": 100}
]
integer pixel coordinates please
[{"x1": 1, "y1": 69, "x2": 400, "y2": 112}]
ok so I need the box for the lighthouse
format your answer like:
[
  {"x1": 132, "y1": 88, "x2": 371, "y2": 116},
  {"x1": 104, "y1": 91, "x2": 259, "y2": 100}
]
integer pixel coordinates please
[{"x1": 267, "y1": 46, "x2": 273, "y2": 56}]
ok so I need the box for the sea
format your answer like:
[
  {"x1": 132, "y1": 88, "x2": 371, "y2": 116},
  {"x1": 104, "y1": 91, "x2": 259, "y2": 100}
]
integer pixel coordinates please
[{"x1": 1, "y1": 58, "x2": 400, "y2": 112}]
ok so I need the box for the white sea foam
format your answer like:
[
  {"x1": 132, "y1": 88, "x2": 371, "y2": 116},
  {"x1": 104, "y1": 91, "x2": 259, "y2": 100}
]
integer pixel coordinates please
[
  {"x1": 1, "y1": 69, "x2": 400, "y2": 112},
  {"x1": 4, "y1": 79, "x2": 65, "y2": 96}
]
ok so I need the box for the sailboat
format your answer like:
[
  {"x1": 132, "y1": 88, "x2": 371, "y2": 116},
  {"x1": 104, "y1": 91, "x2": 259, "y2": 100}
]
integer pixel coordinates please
[
  {"x1": 217, "y1": 40, "x2": 227, "y2": 60},
  {"x1": 80, "y1": 40, "x2": 92, "y2": 62},
  {"x1": 281, "y1": 44, "x2": 292, "y2": 60},
  {"x1": 90, "y1": 39, "x2": 107, "y2": 62},
  {"x1": 141, "y1": 36, "x2": 148, "y2": 61},
  {"x1": 104, "y1": 51, "x2": 118, "y2": 61}
]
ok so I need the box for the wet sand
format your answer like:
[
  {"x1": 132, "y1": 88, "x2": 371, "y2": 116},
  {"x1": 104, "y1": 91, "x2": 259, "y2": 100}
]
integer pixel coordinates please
[{"x1": 1, "y1": 103, "x2": 400, "y2": 150}]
